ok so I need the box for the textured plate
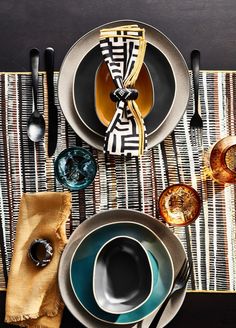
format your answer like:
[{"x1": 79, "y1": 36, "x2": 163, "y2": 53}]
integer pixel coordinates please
[
  {"x1": 73, "y1": 43, "x2": 175, "y2": 137},
  {"x1": 92, "y1": 236, "x2": 154, "y2": 315},
  {"x1": 58, "y1": 19, "x2": 190, "y2": 150},
  {"x1": 95, "y1": 62, "x2": 154, "y2": 128},
  {"x1": 58, "y1": 209, "x2": 187, "y2": 328},
  {"x1": 69, "y1": 223, "x2": 174, "y2": 324}
]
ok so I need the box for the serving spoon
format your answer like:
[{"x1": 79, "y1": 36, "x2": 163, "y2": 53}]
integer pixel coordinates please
[{"x1": 27, "y1": 48, "x2": 45, "y2": 142}]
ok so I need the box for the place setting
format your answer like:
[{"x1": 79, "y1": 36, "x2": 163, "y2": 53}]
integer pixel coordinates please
[{"x1": 1, "y1": 17, "x2": 236, "y2": 328}]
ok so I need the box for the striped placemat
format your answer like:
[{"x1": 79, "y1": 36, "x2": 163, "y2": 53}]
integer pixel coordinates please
[{"x1": 0, "y1": 72, "x2": 236, "y2": 292}]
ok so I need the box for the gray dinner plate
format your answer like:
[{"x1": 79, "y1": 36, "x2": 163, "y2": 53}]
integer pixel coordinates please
[
  {"x1": 58, "y1": 209, "x2": 187, "y2": 328},
  {"x1": 58, "y1": 19, "x2": 190, "y2": 150},
  {"x1": 73, "y1": 43, "x2": 175, "y2": 137}
]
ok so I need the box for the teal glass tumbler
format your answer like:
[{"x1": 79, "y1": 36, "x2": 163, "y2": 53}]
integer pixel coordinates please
[{"x1": 54, "y1": 147, "x2": 97, "y2": 191}]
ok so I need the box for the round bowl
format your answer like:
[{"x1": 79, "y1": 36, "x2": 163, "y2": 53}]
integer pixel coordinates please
[
  {"x1": 93, "y1": 235, "x2": 153, "y2": 314},
  {"x1": 158, "y1": 183, "x2": 201, "y2": 226},
  {"x1": 95, "y1": 61, "x2": 154, "y2": 127},
  {"x1": 59, "y1": 209, "x2": 187, "y2": 328},
  {"x1": 73, "y1": 42, "x2": 174, "y2": 138},
  {"x1": 209, "y1": 135, "x2": 236, "y2": 184},
  {"x1": 69, "y1": 221, "x2": 174, "y2": 325},
  {"x1": 58, "y1": 19, "x2": 190, "y2": 150},
  {"x1": 54, "y1": 147, "x2": 97, "y2": 191}
]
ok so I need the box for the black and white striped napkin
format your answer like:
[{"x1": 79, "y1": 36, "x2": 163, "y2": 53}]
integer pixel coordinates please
[{"x1": 100, "y1": 25, "x2": 147, "y2": 156}]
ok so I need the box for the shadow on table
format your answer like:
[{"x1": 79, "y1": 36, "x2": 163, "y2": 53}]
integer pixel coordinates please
[{"x1": 1, "y1": 291, "x2": 236, "y2": 327}]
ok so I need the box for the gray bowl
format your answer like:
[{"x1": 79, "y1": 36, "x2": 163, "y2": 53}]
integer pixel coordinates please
[
  {"x1": 58, "y1": 209, "x2": 186, "y2": 328},
  {"x1": 93, "y1": 236, "x2": 153, "y2": 314}
]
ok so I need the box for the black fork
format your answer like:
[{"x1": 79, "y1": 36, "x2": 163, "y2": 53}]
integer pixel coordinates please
[
  {"x1": 190, "y1": 49, "x2": 203, "y2": 147},
  {"x1": 149, "y1": 258, "x2": 192, "y2": 328}
]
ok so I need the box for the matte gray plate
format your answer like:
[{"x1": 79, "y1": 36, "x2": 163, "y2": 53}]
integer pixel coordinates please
[
  {"x1": 58, "y1": 209, "x2": 187, "y2": 328},
  {"x1": 58, "y1": 19, "x2": 190, "y2": 150},
  {"x1": 73, "y1": 43, "x2": 175, "y2": 137}
]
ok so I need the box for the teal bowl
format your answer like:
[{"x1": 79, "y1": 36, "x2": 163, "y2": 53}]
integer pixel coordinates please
[
  {"x1": 70, "y1": 222, "x2": 174, "y2": 324},
  {"x1": 54, "y1": 147, "x2": 97, "y2": 191}
]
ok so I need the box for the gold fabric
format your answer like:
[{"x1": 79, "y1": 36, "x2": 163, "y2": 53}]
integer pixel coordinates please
[
  {"x1": 99, "y1": 25, "x2": 147, "y2": 156},
  {"x1": 5, "y1": 192, "x2": 72, "y2": 328}
]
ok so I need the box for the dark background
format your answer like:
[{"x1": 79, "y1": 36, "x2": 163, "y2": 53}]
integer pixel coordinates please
[
  {"x1": 0, "y1": 0, "x2": 236, "y2": 71},
  {"x1": 1, "y1": 0, "x2": 236, "y2": 327},
  {"x1": 1, "y1": 291, "x2": 236, "y2": 327}
]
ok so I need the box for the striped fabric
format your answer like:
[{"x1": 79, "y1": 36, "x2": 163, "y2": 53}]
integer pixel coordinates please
[
  {"x1": 100, "y1": 25, "x2": 147, "y2": 156},
  {"x1": 0, "y1": 71, "x2": 236, "y2": 293}
]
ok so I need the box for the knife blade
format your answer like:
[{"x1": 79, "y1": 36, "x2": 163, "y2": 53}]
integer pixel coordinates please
[{"x1": 45, "y1": 47, "x2": 58, "y2": 157}]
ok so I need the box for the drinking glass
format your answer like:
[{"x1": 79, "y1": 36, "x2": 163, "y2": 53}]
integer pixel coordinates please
[
  {"x1": 158, "y1": 184, "x2": 201, "y2": 226},
  {"x1": 204, "y1": 136, "x2": 236, "y2": 184},
  {"x1": 54, "y1": 147, "x2": 97, "y2": 190}
]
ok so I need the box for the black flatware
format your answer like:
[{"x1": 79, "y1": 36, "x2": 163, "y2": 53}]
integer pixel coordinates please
[
  {"x1": 27, "y1": 48, "x2": 45, "y2": 142},
  {"x1": 45, "y1": 47, "x2": 58, "y2": 157},
  {"x1": 149, "y1": 258, "x2": 191, "y2": 328},
  {"x1": 190, "y1": 49, "x2": 203, "y2": 147}
]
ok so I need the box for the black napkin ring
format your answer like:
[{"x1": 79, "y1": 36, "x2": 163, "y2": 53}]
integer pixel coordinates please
[
  {"x1": 28, "y1": 239, "x2": 53, "y2": 267},
  {"x1": 110, "y1": 88, "x2": 138, "y2": 102}
]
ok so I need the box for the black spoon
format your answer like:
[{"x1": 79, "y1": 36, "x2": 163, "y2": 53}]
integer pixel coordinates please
[{"x1": 27, "y1": 48, "x2": 45, "y2": 142}]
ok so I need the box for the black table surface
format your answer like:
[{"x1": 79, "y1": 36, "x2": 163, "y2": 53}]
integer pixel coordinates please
[
  {"x1": 1, "y1": 1, "x2": 236, "y2": 327},
  {"x1": 1, "y1": 290, "x2": 236, "y2": 328},
  {"x1": 1, "y1": 0, "x2": 236, "y2": 71}
]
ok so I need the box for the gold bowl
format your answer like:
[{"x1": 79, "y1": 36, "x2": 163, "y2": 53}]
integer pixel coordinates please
[
  {"x1": 209, "y1": 136, "x2": 236, "y2": 184},
  {"x1": 158, "y1": 184, "x2": 201, "y2": 226},
  {"x1": 95, "y1": 61, "x2": 154, "y2": 127}
]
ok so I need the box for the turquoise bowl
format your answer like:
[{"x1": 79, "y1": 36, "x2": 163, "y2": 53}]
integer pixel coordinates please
[
  {"x1": 54, "y1": 147, "x2": 97, "y2": 191},
  {"x1": 70, "y1": 222, "x2": 174, "y2": 324}
]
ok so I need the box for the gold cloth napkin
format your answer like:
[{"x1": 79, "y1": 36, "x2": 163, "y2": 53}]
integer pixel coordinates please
[
  {"x1": 5, "y1": 191, "x2": 72, "y2": 328},
  {"x1": 100, "y1": 25, "x2": 147, "y2": 156}
]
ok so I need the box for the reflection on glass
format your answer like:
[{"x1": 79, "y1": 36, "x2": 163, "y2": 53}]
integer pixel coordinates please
[
  {"x1": 204, "y1": 136, "x2": 236, "y2": 184},
  {"x1": 158, "y1": 184, "x2": 201, "y2": 226},
  {"x1": 54, "y1": 147, "x2": 97, "y2": 191}
]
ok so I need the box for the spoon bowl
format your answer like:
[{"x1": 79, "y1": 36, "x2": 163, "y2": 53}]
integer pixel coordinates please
[
  {"x1": 27, "y1": 48, "x2": 45, "y2": 142},
  {"x1": 27, "y1": 112, "x2": 45, "y2": 142}
]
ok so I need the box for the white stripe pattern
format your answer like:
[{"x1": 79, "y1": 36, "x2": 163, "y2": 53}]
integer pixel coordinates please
[{"x1": 0, "y1": 72, "x2": 236, "y2": 293}]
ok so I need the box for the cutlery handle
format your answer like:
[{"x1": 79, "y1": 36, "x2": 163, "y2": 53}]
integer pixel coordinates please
[
  {"x1": 30, "y1": 48, "x2": 40, "y2": 111},
  {"x1": 191, "y1": 49, "x2": 200, "y2": 113},
  {"x1": 45, "y1": 47, "x2": 55, "y2": 106},
  {"x1": 148, "y1": 293, "x2": 172, "y2": 328}
]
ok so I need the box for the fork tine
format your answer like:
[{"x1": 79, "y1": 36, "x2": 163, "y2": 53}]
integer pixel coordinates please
[
  {"x1": 197, "y1": 128, "x2": 203, "y2": 147},
  {"x1": 177, "y1": 258, "x2": 188, "y2": 278},
  {"x1": 178, "y1": 259, "x2": 191, "y2": 285},
  {"x1": 190, "y1": 128, "x2": 197, "y2": 146},
  {"x1": 185, "y1": 264, "x2": 192, "y2": 282},
  {"x1": 190, "y1": 126, "x2": 203, "y2": 148}
]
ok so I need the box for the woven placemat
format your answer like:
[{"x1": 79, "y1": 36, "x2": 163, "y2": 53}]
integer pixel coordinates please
[{"x1": 0, "y1": 72, "x2": 236, "y2": 292}]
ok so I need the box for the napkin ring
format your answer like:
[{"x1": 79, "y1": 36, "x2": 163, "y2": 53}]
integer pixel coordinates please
[
  {"x1": 110, "y1": 88, "x2": 138, "y2": 102},
  {"x1": 28, "y1": 239, "x2": 53, "y2": 267}
]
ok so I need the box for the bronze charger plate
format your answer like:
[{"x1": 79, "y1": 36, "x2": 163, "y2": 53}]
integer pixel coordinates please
[{"x1": 58, "y1": 19, "x2": 190, "y2": 150}]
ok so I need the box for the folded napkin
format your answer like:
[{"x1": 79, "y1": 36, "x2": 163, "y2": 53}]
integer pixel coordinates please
[
  {"x1": 5, "y1": 192, "x2": 72, "y2": 328},
  {"x1": 100, "y1": 24, "x2": 147, "y2": 156}
]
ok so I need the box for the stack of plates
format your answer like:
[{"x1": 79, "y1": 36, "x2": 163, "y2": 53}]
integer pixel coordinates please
[
  {"x1": 58, "y1": 209, "x2": 187, "y2": 328},
  {"x1": 58, "y1": 20, "x2": 190, "y2": 150}
]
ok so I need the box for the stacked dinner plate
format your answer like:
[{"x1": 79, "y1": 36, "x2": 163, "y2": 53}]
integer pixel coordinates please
[
  {"x1": 58, "y1": 19, "x2": 190, "y2": 150},
  {"x1": 58, "y1": 20, "x2": 189, "y2": 327},
  {"x1": 58, "y1": 209, "x2": 187, "y2": 328}
]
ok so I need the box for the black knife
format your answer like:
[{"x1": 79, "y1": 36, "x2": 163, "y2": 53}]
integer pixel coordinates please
[{"x1": 45, "y1": 47, "x2": 58, "y2": 157}]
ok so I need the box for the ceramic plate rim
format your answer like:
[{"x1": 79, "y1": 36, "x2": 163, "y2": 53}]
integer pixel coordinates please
[
  {"x1": 72, "y1": 42, "x2": 175, "y2": 138},
  {"x1": 69, "y1": 221, "x2": 174, "y2": 324},
  {"x1": 92, "y1": 235, "x2": 154, "y2": 315},
  {"x1": 58, "y1": 19, "x2": 190, "y2": 151},
  {"x1": 58, "y1": 209, "x2": 186, "y2": 328}
]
